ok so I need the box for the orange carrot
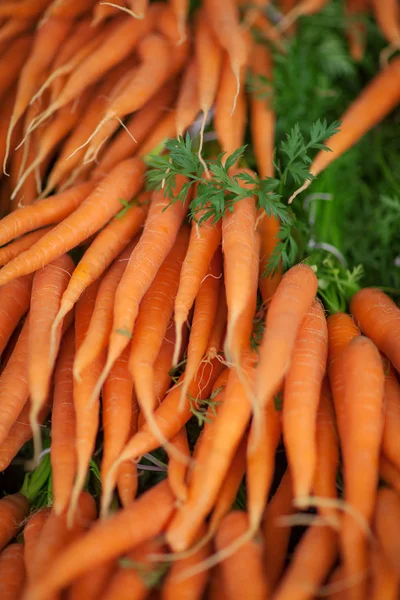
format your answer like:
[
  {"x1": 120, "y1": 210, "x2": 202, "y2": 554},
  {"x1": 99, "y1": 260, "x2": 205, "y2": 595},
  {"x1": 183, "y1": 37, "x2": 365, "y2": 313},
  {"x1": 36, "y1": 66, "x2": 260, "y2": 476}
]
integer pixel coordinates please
[
  {"x1": 167, "y1": 427, "x2": 191, "y2": 503},
  {"x1": 278, "y1": 0, "x2": 330, "y2": 32},
  {"x1": 0, "y1": 274, "x2": 32, "y2": 356},
  {"x1": 137, "y1": 111, "x2": 178, "y2": 159},
  {"x1": 0, "y1": 19, "x2": 33, "y2": 46},
  {"x1": 72, "y1": 241, "x2": 138, "y2": 379},
  {"x1": 216, "y1": 511, "x2": 269, "y2": 600},
  {"x1": 273, "y1": 525, "x2": 337, "y2": 600},
  {"x1": 341, "y1": 336, "x2": 385, "y2": 600},
  {"x1": 283, "y1": 299, "x2": 328, "y2": 503},
  {"x1": 29, "y1": 254, "x2": 74, "y2": 462},
  {"x1": 153, "y1": 321, "x2": 180, "y2": 404},
  {"x1": 0, "y1": 315, "x2": 30, "y2": 445},
  {"x1": 97, "y1": 177, "x2": 190, "y2": 405},
  {"x1": 351, "y1": 287, "x2": 400, "y2": 374},
  {"x1": 51, "y1": 326, "x2": 77, "y2": 515},
  {"x1": 0, "y1": 227, "x2": 53, "y2": 267},
  {"x1": 0, "y1": 36, "x2": 33, "y2": 104},
  {"x1": 0, "y1": 494, "x2": 29, "y2": 552},
  {"x1": 0, "y1": 0, "x2": 51, "y2": 18},
  {"x1": 67, "y1": 560, "x2": 116, "y2": 600},
  {"x1": 380, "y1": 455, "x2": 400, "y2": 497},
  {"x1": 170, "y1": 0, "x2": 189, "y2": 43},
  {"x1": 52, "y1": 192, "x2": 149, "y2": 345},
  {"x1": 0, "y1": 159, "x2": 144, "y2": 287},
  {"x1": 203, "y1": 281, "x2": 227, "y2": 362},
  {"x1": 0, "y1": 181, "x2": 93, "y2": 248},
  {"x1": 43, "y1": 0, "x2": 96, "y2": 18},
  {"x1": 25, "y1": 481, "x2": 175, "y2": 600},
  {"x1": 370, "y1": 0, "x2": 400, "y2": 58},
  {"x1": 374, "y1": 486, "x2": 400, "y2": 576},
  {"x1": 369, "y1": 541, "x2": 399, "y2": 600},
  {"x1": 255, "y1": 263, "x2": 319, "y2": 409},
  {"x1": 262, "y1": 470, "x2": 294, "y2": 592},
  {"x1": 0, "y1": 90, "x2": 18, "y2": 172},
  {"x1": 0, "y1": 543, "x2": 26, "y2": 599},
  {"x1": 289, "y1": 57, "x2": 400, "y2": 203},
  {"x1": 381, "y1": 362, "x2": 400, "y2": 471},
  {"x1": 175, "y1": 58, "x2": 200, "y2": 138},
  {"x1": 92, "y1": 0, "x2": 124, "y2": 24},
  {"x1": 23, "y1": 508, "x2": 50, "y2": 581},
  {"x1": 345, "y1": 0, "x2": 369, "y2": 61}
]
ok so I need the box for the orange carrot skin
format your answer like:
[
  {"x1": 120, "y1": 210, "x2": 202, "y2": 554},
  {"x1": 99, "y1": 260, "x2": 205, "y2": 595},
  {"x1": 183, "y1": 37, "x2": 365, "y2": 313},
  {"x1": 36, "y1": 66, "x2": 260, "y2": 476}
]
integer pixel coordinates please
[
  {"x1": 0, "y1": 274, "x2": 32, "y2": 356},
  {"x1": 374, "y1": 487, "x2": 400, "y2": 576},
  {"x1": 216, "y1": 511, "x2": 269, "y2": 600},
  {"x1": 350, "y1": 287, "x2": 400, "y2": 374},
  {"x1": 0, "y1": 542, "x2": 26, "y2": 599},
  {"x1": 256, "y1": 263, "x2": 319, "y2": 408},
  {"x1": 0, "y1": 0, "x2": 51, "y2": 18},
  {"x1": 51, "y1": 326, "x2": 77, "y2": 515},
  {"x1": 23, "y1": 508, "x2": 50, "y2": 581},
  {"x1": 167, "y1": 427, "x2": 191, "y2": 502},
  {"x1": 195, "y1": 8, "x2": 223, "y2": 115},
  {"x1": 175, "y1": 58, "x2": 200, "y2": 137},
  {"x1": 380, "y1": 455, "x2": 400, "y2": 497},
  {"x1": 369, "y1": 542, "x2": 399, "y2": 600},
  {"x1": 0, "y1": 227, "x2": 54, "y2": 267},
  {"x1": 283, "y1": 299, "x2": 328, "y2": 501},
  {"x1": 0, "y1": 36, "x2": 33, "y2": 104},
  {"x1": 381, "y1": 362, "x2": 400, "y2": 471},
  {"x1": 25, "y1": 481, "x2": 175, "y2": 600},
  {"x1": 0, "y1": 182, "x2": 93, "y2": 248},
  {"x1": 67, "y1": 560, "x2": 116, "y2": 600},
  {"x1": 370, "y1": 0, "x2": 400, "y2": 46},
  {"x1": 0, "y1": 494, "x2": 29, "y2": 552}
]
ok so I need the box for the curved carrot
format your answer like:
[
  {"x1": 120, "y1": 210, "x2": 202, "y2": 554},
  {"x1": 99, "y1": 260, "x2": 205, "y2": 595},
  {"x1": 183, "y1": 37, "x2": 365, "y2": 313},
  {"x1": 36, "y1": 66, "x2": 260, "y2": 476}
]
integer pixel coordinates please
[
  {"x1": 0, "y1": 274, "x2": 32, "y2": 356},
  {"x1": 0, "y1": 227, "x2": 53, "y2": 267},
  {"x1": 28, "y1": 254, "x2": 74, "y2": 463},
  {"x1": 370, "y1": 0, "x2": 400, "y2": 58},
  {"x1": 0, "y1": 543, "x2": 26, "y2": 599},
  {"x1": 255, "y1": 263, "x2": 319, "y2": 409},
  {"x1": 283, "y1": 299, "x2": 328, "y2": 503},
  {"x1": 25, "y1": 481, "x2": 174, "y2": 600},
  {"x1": 0, "y1": 158, "x2": 145, "y2": 287},
  {"x1": 0, "y1": 494, "x2": 30, "y2": 552},
  {"x1": 350, "y1": 287, "x2": 400, "y2": 374},
  {"x1": 51, "y1": 327, "x2": 77, "y2": 516}
]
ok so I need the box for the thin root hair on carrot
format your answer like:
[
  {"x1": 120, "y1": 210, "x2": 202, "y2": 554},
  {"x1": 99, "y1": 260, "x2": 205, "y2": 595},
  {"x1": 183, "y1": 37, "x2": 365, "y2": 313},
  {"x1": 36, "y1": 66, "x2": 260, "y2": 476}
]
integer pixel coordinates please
[{"x1": 99, "y1": 2, "x2": 145, "y2": 19}]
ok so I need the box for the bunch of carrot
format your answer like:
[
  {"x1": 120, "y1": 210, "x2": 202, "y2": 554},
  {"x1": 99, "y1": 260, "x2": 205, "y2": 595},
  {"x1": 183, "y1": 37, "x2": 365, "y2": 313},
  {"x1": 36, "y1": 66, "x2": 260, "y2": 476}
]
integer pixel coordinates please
[{"x1": 0, "y1": 0, "x2": 399, "y2": 598}]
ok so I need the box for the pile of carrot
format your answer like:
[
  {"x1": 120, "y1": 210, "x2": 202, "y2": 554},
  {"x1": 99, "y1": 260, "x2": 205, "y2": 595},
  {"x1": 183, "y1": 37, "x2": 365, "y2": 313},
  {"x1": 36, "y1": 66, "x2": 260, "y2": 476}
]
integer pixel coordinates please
[{"x1": 0, "y1": 0, "x2": 399, "y2": 598}]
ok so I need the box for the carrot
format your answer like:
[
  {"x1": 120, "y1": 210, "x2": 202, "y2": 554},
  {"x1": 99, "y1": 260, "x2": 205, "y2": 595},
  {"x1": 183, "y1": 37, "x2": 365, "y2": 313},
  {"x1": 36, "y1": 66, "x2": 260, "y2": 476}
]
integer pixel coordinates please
[
  {"x1": 370, "y1": 0, "x2": 400, "y2": 63},
  {"x1": 369, "y1": 542, "x2": 399, "y2": 600},
  {"x1": 326, "y1": 312, "x2": 360, "y2": 443},
  {"x1": 214, "y1": 54, "x2": 247, "y2": 158},
  {"x1": 101, "y1": 344, "x2": 135, "y2": 515},
  {"x1": 137, "y1": 111, "x2": 178, "y2": 158},
  {"x1": 154, "y1": 3, "x2": 189, "y2": 70},
  {"x1": 262, "y1": 470, "x2": 294, "y2": 592},
  {"x1": 173, "y1": 209, "x2": 222, "y2": 366},
  {"x1": 153, "y1": 321, "x2": 180, "y2": 404},
  {"x1": 29, "y1": 492, "x2": 97, "y2": 581},
  {"x1": 92, "y1": 80, "x2": 177, "y2": 178},
  {"x1": 252, "y1": 12, "x2": 289, "y2": 52},
  {"x1": 0, "y1": 543, "x2": 26, "y2": 599},
  {"x1": 0, "y1": 36, "x2": 33, "y2": 105},
  {"x1": 72, "y1": 240, "x2": 138, "y2": 380},
  {"x1": 0, "y1": 0, "x2": 52, "y2": 18},
  {"x1": 341, "y1": 336, "x2": 385, "y2": 600},
  {"x1": 128, "y1": 226, "x2": 190, "y2": 424},
  {"x1": 166, "y1": 352, "x2": 256, "y2": 552},
  {"x1": 255, "y1": 263, "x2": 319, "y2": 409},
  {"x1": 175, "y1": 58, "x2": 200, "y2": 138},
  {"x1": 23, "y1": 508, "x2": 50, "y2": 581},
  {"x1": 273, "y1": 525, "x2": 337, "y2": 600},
  {"x1": 381, "y1": 362, "x2": 400, "y2": 471},
  {"x1": 178, "y1": 249, "x2": 222, "y2": 407},
  {"x1": 278, "y1": 0, "x2": 330, "y2": 32},
  {"x1": 0, "y1": 158, "x2": 145, "y2": 287},
  {"x1": 194, "y1": 9, "x2": 223, "y2": 156},
  {"x1": 52, "y1": 193, "x2": 149, "y2": 351},
  {"x1": 170, "y1": 0, "x2": 189, "y2": 43},
  {"x1": 0, "y1": 181, "x2": 93, "y2": 248},
  {"x1": 350, "y1": 287, "x2": 400, "y2": 374},
  {"x1": 68, "y1": 282, "x2": 106, "y2": 525},
  {"x1": 0, "y1": 19, "x2": 33, "y2": 46},
  {"x1": 0, "y1": 495, "x2": 30, "y2": 552},
  {"x1": 92, "y1": 0, "x2": 125, "y2": 24},
  {"x1": 203, "y1": 281, "x2": 227, "y2": 362},
  {"x1": 283, "y1": 299, "x2": 328, "y2": 503},
  {"x1": 312, "y1": 379, "x2": 340, "y2": 523},
  {"x1": 43, "y1": 0, "x2": 96, "y2": 18},
  {"x1": 167, "y1": 427, "x2": 191, "y2": 503},
  {"x1": 102, "y1": 358, "x2": 224, "y2": 517},
  {"x1": 289, "y1": 57, "x2": 400, "y2": 203},
  {"x1": 345, "y1": 0, "x2": 369, "y2": 61},
  {"x1": 50, "y1": 327, "x2": 77, "y2": 515},
  {"x1": 374, "y1": 486, "x2": 400, "y2": 576},
  {"x1": 117, "y1": 460, "x2": 139, "y2": 510},
  {"x1": 0, "y1": 90, "x2": 18, "y2": 173},
  {"x1": 0, "y1": 227, "x2": 53, "y2": 267},
  {"x1": 379, "y1": 455, "x2": 400, "y2": 497},
  {"x1": 204, "y1": 0, "x2": 248, "y2": 114},
  {"x1": 96, "y1": 178, "x2": 190, "y2": 406},
  {"x1": 208, "y1": 566, "x2": 229, "y2": 600},
  {"x1": 0, "y1": 274, "x2": 32, "y2": 356},
  {"x1": 29, "y1": 254, "x2": 74, "y2": 463},
  {"x1": 67, "y1": 560, "x2": 116, "y2": 600},
  {"x1": 24, "y1": 481, "x2": 175, "y2": 600},
  {"x1": 0, "y1": 315, "x2": 30, "y2": 445},
  {"x1": 215, "y1": 511, "x2": 269, "y2": 600}
]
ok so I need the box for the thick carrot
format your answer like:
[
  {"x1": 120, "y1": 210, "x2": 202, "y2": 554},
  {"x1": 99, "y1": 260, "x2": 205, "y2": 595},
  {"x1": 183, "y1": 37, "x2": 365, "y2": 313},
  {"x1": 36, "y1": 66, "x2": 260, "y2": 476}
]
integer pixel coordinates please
[
  {"x1": 166, "y1": 352, "x2": 256, "y2": 552},
  {"x1": 273, "y1": 525, "x2": 337, "y2": 600},
  {"x1": 97, "y1": 178, "x2": 190, "y2": 404},
  {"x1": 0, "y1": 315, "x2": 30, "y2": 445},
  {"x1": 341, "y1": 336, "x2": 385, "y2": 600},
  {"x1": 255, "y1": 263, "x2": 318, "y2": 409},
  {"x1": 381, "y1": 362, "x2": 400, "y2": 471},
  {"x1": 23, "y1": 508, "x2": 50, "y2": 581},
  {"x1": 0, "y1": 36, "x2": 33, "y2": 104},
  {"x1": 216, "y1": 511, "x2": 269, "y2": 600},
  {"x1": 370, "y1": 0, "x2": 400, "y2": 53},
  {"x1": 137, "y1": 110, "x2": 177, "y2": 158},
  {"x1": 0, "y1": 543, "x2": 26, "y2": 599},
  {"x1": 72, "y1": 241, "x2": 137, "y2": 379},
  {"x1": 0, "y1": 274, "x2": 32, "y2": 356},
  {"x1": 24, "y1": 481, "x2": 175, "y2": 599},
  {"x1": 283, "y1": 299, "x2": 328, "y2": 503},
  {"x1": 51, "y1": 326, "x2": 77, "y2": 515},
  {"x1": 0, "y1": 181, "x2": 93, "y2": 248},
  {"x1": 0, "y1": 495, "x2": 30, "y2": 552},
  {"x1": 52, "y1": 193, "x2": 149, "y2": 342},
  {"x1": 214, "y1": 54, "x2": 247, "y2": 158},
  {"x1": 262, "y1": 470, "x2": 294, "y2": 592},
  {"x1": 0, "y1": 227, "x2": 53, "y2": 267},
  {"x1": 173, "y1": 209, "x2": 222, "y2": 366},
  {"x1": 369, "y1": 542, "x2": 399, "y2": 600},
  {"x1": 0, "y1": 159, "x2": 145, "y2": 287},
  {"x1": 350, "y1": 287, "x2": 400, "y2": 374},
  {"x1": 43, "y1": 0, "x2": 96, "y2": 18},
  {"x1": 289, "y1": 57, "x2": 400, "y2": 203},
  {"x1": 29, "y1": 254, "x2": 74, "y2": 462},
  {"x1": 374, "y1": 487, "x2": 400, "y2": 576},
  {"x1": 67, "y1": 560, "x2": 116, "y2": 600}
]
